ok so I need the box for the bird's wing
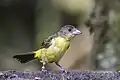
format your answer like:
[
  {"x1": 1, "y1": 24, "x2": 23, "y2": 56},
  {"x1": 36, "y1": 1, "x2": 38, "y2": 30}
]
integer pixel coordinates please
[{"x1": 41, "y1": 34, "x2": 57, "y2": 48}]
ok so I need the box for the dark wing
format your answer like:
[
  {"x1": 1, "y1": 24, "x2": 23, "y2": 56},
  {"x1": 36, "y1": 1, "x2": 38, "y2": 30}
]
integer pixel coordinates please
[{"x1": 41, "y1": 34, "x2": 57, "y2": 48}]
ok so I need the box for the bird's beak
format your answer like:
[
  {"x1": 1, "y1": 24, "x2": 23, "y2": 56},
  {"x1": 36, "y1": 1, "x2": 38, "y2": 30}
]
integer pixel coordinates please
[{"x1": 73, "y1": 29, "x2": 82, "y2": 35}]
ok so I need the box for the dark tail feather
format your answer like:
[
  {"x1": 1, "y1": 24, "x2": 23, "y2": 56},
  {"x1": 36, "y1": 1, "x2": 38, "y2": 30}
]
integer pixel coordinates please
[{"x1": 13, "y1": 52, "x2": 36, "y2": 63}]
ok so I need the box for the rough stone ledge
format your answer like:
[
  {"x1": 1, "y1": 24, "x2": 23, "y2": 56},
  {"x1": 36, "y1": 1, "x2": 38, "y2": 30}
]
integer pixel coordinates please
[{"x1": 0, "y1": 70, "x2": 120, "y2": 80}]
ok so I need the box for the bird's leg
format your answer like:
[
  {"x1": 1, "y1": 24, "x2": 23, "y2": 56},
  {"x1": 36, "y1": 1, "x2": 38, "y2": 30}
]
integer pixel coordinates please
[
  {"x1": 55, "y1": 62, "x2": 67, "y2": 73},
  {"x1": 40, "y1": 61, "x2": 47, "y2": 71}
]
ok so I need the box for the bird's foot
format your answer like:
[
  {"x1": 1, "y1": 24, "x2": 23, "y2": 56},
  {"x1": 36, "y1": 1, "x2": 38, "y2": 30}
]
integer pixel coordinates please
[
  {"x1": 40, "y1": 61, "x2": 47, "y2": 72},
  {"x1": 41, "y1": 66, "x2": 47, "y2": 72},
  {"x1": 60, "y1": 67, "x2": 71, "y2": 80},
  {"x1": 41, "y1": 69, "x2": 47, "y2": 72},
  {"x1": 60, "y1": 67, "x2": 68, "y2": 74},
  {"x1": 55, "y1": 62, "x2": 69, "y2": 74}
]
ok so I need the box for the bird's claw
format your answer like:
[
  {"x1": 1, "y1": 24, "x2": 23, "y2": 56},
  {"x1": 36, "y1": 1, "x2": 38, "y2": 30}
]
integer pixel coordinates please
[
  {"x1": 41, "y1": 69, "x2": 47, "y2": 72},
  {"x1": 41, "y1": 66, "x2": 47, "y2": 72},
  {"x1": 55, "y1": 62, "x2": 68, "y2": 74},
  {"x1": 60, "y1": 67, "x2": 68, "y2": 74}
]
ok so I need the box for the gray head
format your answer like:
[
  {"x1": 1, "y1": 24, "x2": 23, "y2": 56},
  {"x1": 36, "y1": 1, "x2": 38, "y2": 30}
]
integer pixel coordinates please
[{"x1": 57, "y1": 25, "x2": 82, "y2": 39}]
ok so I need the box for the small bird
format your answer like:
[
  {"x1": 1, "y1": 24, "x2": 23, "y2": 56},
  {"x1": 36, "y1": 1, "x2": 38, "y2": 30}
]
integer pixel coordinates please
[{"x1": 13, "y1": 25, "x2": 82, "y2": 71}]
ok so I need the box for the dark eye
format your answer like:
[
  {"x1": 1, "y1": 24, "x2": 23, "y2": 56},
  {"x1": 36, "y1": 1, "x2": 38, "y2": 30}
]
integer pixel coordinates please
[{"x1": 68, "y1": 28, "x2": 72, "y2": 32}]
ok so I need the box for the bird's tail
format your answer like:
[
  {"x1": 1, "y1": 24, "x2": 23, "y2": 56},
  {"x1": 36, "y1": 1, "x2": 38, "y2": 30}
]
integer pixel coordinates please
[{"x1": 13, "y1": 52, "x2": 36, "y2": 63}]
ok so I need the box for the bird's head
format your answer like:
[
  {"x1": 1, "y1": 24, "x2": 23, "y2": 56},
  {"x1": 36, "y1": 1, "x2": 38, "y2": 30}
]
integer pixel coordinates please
[{"x1": 58, "y1": 25, "x2": 82, "y2": 40}]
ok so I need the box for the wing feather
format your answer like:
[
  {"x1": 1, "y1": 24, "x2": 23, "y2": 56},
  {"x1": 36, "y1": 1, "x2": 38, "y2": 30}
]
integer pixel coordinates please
[{"x1": 41, "y1": 34, "x2": 57, "y2": 48}]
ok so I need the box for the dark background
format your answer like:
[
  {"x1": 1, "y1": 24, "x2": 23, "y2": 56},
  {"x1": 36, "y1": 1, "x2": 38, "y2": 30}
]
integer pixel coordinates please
[{"x1": 0, "y1": 0, "x2": 120, "y2": 71}]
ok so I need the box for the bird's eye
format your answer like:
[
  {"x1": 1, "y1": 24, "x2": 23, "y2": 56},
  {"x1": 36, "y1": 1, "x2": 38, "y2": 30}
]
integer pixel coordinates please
[{"x1": 68, "y1": 28, "x2": 72, "y2": 32}]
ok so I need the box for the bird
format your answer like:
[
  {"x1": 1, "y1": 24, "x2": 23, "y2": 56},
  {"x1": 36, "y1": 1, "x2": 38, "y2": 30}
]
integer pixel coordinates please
[{"x1": 13, "y1": 25, "x2": 82, "y2": 72}]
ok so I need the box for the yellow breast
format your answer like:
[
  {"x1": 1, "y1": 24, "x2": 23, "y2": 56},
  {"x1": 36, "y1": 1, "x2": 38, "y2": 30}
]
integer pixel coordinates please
[{"x1": 43, "y1": 37, "x2": 70, "y2": 62}]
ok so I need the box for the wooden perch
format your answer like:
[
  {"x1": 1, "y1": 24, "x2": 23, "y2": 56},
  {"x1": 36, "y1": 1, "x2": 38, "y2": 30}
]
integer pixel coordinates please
[{"x1": 0, "y1": 70, "x2": 120, "y2": 80}]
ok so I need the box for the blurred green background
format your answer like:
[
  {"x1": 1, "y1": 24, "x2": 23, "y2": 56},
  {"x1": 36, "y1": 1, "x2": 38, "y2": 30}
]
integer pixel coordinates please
[{"x1": 0, "y1": 0, "x2": 120, "y2": 71}]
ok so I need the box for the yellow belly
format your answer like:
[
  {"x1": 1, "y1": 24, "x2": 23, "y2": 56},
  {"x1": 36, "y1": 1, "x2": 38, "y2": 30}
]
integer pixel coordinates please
[{"x1": 40, "y1": 37, "x2": 70, "y2": 63}]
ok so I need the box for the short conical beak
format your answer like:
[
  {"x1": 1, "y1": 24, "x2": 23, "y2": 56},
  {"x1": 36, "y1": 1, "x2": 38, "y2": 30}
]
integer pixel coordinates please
[{"x1": 73, "y1": 29, "x2": 82, "y2": 35}]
